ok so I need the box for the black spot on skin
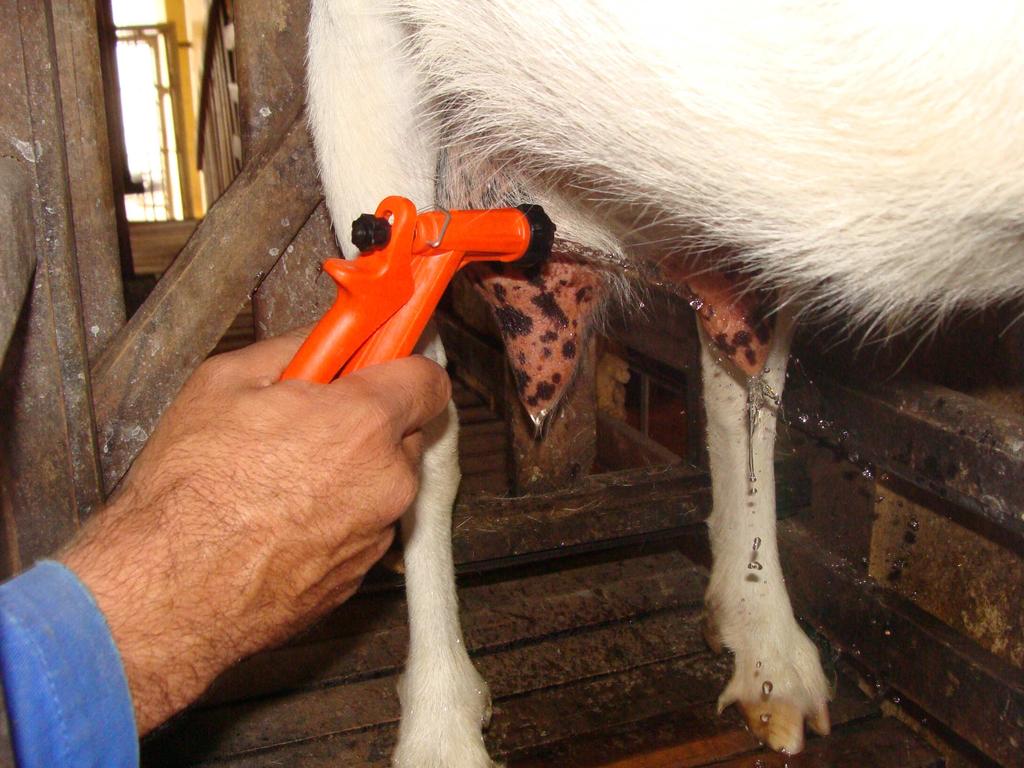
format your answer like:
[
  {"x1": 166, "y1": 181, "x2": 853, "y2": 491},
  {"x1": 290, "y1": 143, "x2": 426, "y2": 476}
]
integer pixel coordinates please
[
  {"x1": 492, "y1": 283, "x2": 507, "y2": 302},
  {"x1": 542, "y1": 347, "x2": 552, "y2": 359},
  {"x1": 534, "y1": 381, "x2": 557, "y2": 402},
  {"x1": 517, "y1": 352, "x2": 526, "y2": 365},
  {"x1": 522, "y1": 263, "x2": 546, "y2": 286},
  {"x1": 575, "y1": 285, "x2": 593, "y2": 303},
  {"x1": 903, "y1": 531, "x2": 917, "y2": 545},
  {"x1": 733, "y1": 330, "x2": 752, "y2": 348},
  {"x1": 512, "y1": 367, "x2": 531, "y2": 396},
  {"x1": 562, "y1": 340, "x2": 577, "y2": 359},
  {"x1": 552, "y1": 373, "x2": 562, "y2": 384},
  {"x1": 745, "y1": 348, "x2": 757, "y2": 365},
  {"x1": 714, "y1": 333, "x2": 736, "y2": 356},
  {"x1": 559, "y1": 279, "x2": 569, "y2": 287},
  {"x1": 745, "y1": 574, "x2": 761, "y2": 583},
  {"x1": 526, "y1": 396, "x2": 538, "y2": 407},
  {"x1": 495, "y1": 306, "x2": 534, "y2": 337},
  {"x1": 540, "y1": 330, "x2": 558, "y2": 343},
  {"x1": 531, "y1": 291, "x2": 569, "y2": 328}
]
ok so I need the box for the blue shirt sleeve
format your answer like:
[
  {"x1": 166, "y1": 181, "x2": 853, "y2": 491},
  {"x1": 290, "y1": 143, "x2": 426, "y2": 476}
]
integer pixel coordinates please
[{"x1": 0, "y1": 561, "x2": 138, "y2": 767}]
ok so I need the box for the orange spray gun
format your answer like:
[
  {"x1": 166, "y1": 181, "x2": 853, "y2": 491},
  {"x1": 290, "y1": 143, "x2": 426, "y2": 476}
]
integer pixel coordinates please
[{"x1": 281, "y1": 196, "x2": 555, "y2": 383}]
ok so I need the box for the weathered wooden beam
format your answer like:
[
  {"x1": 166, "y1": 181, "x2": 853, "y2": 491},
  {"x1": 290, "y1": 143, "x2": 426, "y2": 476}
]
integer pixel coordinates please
[
  {"x1": 142, "y1": 537, "x2": 936, "y2": 768},
  {"x1": 233, "y1": 1, "x2": 345, "y2": 342},
  {"x1": 784, "y1": 374, "x2": 1024, "y2": 539},
  {"x1": 606, "y1": 287, "x2": 701, "y2": 373},
  {"x1": 251, "y1": 202, "x2": 338, "y2": 339},
  {"x1": 0, "y1": 160, "x2": 35, "y2": 359},
  {"x1": 234, "y1": 0, "x2": 309, "y2": 161},
  {"x1": 780, "y1": 518, "x2": 1024, "y2": 766},
  {"x1": 51, "y1": 0, "x2": 125, "y2": 358},
  {"x1": 1, "y1": 0, "x2": 110, "y2": 574},
  {"x1": 201, "y1": 550, "x2": 707, "y2": 707},
  {"x1": 92, "y1": 115, "x2": 321, "y2": 492},
  {"x1": 450, "y1": 462, "x2": 809, "y2": 568},
  {"x1": 143, "y1": 554, "x2": 718, "y2": 765},
  {"x1": 93, "y1": 0, "x2": 134, "y2": 278},
  {"x1": 4, "y1": 0, "x2": 110, "y2": 544},
  {"x1": 612, "y1": 282, "x2": 1024, "y2": 539}
]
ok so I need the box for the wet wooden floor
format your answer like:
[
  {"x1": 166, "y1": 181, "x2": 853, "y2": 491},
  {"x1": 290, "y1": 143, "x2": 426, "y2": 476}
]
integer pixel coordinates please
[{"x1": 141, "y1": 383, "x2": 942, "y2": 768}]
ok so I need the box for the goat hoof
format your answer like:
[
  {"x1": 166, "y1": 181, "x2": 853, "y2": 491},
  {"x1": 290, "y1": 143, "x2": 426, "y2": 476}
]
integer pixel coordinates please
[
  {"x1": 715, "y1": 627, "x2": 832, "y2": 756},
  {"x1": 736, "y1": 697, "x2": 830, "y2": 755}
]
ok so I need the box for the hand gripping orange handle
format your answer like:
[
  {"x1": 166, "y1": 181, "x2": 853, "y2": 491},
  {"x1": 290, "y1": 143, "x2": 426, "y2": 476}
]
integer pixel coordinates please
[{"x1": 280, "y1": 197, "x2": 554, "y2": 383}]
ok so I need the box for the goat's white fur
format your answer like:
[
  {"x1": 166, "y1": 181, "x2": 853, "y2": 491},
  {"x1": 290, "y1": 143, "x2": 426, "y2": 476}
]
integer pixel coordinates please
[
  {"x1": 700, "y1": 310, "x2": 830, "y2": 755},
  {"x1": 310, "y1": 5, "x2": 496, "y2": 764},
  {"x1": 399, "y1": 328, "x2": 496, "y2": 768},
  {"x1": 307, "y1": 1, "x2": 1024, "y2": 762}
]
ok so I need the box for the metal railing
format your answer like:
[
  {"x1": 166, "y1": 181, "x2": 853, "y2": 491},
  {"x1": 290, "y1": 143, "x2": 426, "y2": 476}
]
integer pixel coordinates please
[{"x1": 196, "y1": 0, "x2": 242, "y2": 207}]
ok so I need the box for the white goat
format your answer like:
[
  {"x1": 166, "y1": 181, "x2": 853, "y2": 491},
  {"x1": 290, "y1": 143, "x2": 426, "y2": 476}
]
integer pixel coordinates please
[{"x1": 306, "y1": 1, "x2": 1024, "y2": 763}]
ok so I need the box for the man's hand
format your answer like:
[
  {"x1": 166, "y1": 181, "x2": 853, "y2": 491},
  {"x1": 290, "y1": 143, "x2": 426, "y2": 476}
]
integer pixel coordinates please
[{"x1": 60, "y1": 333, "x2": 451, "y2": 735}]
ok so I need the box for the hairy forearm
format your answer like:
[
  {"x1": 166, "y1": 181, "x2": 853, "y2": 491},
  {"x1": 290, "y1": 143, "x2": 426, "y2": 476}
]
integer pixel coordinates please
[{"x1": 57, "y1": 339, "x2": 449, "y2": 735}]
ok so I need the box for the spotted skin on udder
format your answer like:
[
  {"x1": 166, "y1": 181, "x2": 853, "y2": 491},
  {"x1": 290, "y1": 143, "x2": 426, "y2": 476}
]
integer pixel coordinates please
[
  {"x1": 467, "y1": 254, "x2": 603, "y2": 420},
  {"x1": 662, "y1": 264, "x2": 774, "y2": 375}
]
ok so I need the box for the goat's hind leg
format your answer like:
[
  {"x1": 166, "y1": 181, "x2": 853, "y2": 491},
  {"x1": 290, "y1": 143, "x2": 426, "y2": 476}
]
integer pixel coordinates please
[
  {"x1": 699, "y1": 309, "x2": 831, "y2": 755},
  {"x1": 393, "y1": 328, "x2": 497, "y2": 768}
]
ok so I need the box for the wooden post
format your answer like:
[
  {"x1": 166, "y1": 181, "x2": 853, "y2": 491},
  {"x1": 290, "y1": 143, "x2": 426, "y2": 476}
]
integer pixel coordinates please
[
  {"x1": 234, "y1": 0, "x2": 340, "y2": 339},
  {"x1": 0, "y1": 162, "x2": 36, "y2": 359},
  {"x1": 51, "y1": 0, "x2": 126, "y2": 359},
  {"x1": 92, "y1": 116, "x2": 322, "y2": 492},
  {"x1": 0, "y1": 0, "x2": 109, "y2": 574}
]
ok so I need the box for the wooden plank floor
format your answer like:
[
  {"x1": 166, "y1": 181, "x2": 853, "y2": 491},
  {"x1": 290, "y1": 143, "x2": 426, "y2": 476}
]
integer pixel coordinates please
[{"x1": 140, "y1": 382, "x2": 942, "y2": 768}]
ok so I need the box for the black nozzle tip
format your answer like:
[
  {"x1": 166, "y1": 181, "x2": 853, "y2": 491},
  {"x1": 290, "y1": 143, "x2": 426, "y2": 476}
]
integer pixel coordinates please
[
  {"x1": 351, "y1": 214, "x2": 391, "y2": 252},
  {"x1": 516, "y1": 204, "x2": 556, "y2": 269}
]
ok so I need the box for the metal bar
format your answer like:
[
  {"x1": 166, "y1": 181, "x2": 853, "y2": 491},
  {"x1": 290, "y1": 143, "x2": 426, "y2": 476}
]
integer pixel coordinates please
[
  {"x1": 784, "y1": 373, "x2": 1024, "y2": 539},
  {"x1": 92, "y1": 114, "x2": 320, "y2": 492}
]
